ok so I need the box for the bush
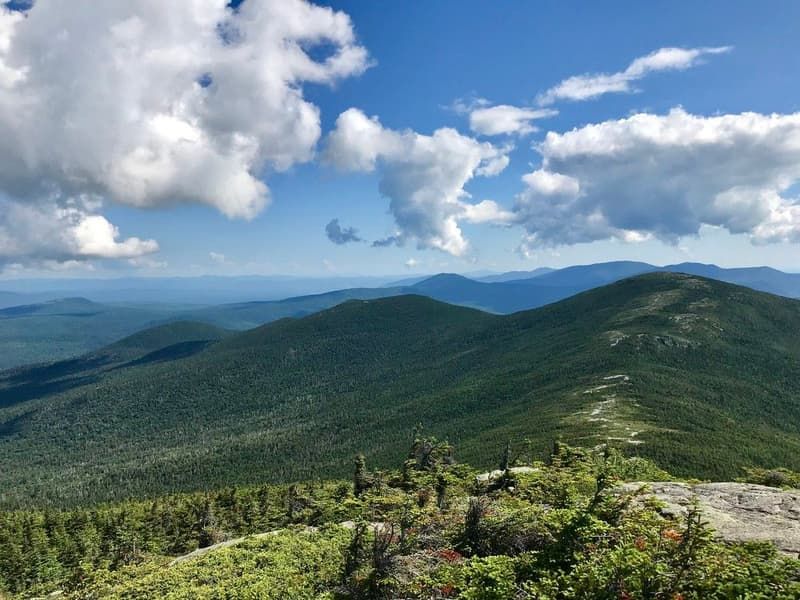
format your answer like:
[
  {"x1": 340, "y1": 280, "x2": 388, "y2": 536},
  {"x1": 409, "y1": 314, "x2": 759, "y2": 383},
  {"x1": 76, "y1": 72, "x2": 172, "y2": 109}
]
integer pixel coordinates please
[
  {"x1": 459, "y1": 556, "x2": 517, "y2": 600},
  {"x1": 742, "y1": 467, "x2": 800, "y2": 488}
]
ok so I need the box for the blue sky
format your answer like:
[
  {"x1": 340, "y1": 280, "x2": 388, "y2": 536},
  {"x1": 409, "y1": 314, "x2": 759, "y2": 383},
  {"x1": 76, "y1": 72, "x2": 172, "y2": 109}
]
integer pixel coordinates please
[{"x1": 1, "y1": 0, "x2": 800, "y2": 277}]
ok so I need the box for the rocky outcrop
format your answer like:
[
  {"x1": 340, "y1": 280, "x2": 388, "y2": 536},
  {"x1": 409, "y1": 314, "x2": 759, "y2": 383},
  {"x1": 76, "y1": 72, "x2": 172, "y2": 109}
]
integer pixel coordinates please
[
  {"x1": 475, "y1": 466, "x2": 539, "y2": 483},
  {"x1": 618, "y1": 481, "x2": 800, "y2": 556}
]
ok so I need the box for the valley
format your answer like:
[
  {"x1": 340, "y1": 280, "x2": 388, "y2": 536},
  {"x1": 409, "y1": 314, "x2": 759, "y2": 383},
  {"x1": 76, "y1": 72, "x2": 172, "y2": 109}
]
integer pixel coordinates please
[
  {"x1": 3, "y1": 272, "x2": 800, "y2": 510},
  {"x1": 3, "y1": 3, "x2": 800, "y2": 596},
  {"x1": 2, "y1": 260, "x2": 800, "y2": 371}
]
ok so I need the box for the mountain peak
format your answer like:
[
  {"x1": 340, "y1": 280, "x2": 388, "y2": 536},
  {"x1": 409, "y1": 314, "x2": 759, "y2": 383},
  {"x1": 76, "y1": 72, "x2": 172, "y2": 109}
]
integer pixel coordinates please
[
  {"x1": 5, "y1": 272, "x2": 800, "y2": 508},
  {"x1": 413, "y1": 272, "x2": 475, "y2": 286}
]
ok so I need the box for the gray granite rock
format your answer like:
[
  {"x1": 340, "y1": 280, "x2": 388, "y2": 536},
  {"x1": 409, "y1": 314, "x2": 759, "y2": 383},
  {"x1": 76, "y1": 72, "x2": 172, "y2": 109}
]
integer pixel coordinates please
[{"x1": 618, "y1": 481, "x2": 800, "y2": 555}]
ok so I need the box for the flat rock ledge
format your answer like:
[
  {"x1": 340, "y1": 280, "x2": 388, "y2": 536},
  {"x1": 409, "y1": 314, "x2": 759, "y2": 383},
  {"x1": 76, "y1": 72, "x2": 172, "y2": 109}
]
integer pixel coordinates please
[{"x1": 618, "y1": 482, "x2": 800, "y2": 556}]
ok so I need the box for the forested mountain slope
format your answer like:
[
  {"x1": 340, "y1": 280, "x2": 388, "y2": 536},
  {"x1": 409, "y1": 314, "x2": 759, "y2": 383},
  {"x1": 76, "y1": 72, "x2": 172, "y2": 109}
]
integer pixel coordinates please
[
  {"x1": 0, "y1": 298, "x2": 187, "y2": 370},
  {"x1": 3, "y1": 273, "x2": 800, "y2": 508},
  {"x1": 178, "y1": 274, "x2": 586, "y2": 329},
  {"x1": 172, "y1": 262, "x2": 800, "y2": 329},
  {"x1": 0, "y1": 276, "x2": 590, "y2": 366},
  {"x1": 3, "y1": 261, "x2": 799, "y2": 370}
]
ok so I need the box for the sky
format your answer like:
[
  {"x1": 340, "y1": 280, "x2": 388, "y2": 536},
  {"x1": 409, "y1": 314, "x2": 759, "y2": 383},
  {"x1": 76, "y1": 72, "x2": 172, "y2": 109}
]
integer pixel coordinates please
[{"x1": 1, "y1": 0, "x2": 800, "y2": 278}]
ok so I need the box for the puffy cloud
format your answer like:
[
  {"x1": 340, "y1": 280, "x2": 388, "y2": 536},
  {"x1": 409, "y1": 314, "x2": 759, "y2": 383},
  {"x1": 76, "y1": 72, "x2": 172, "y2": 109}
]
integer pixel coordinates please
[
  {"x1": 461, "y1": 200, "x2": 514, "y2": 224},
  {"x1": 324, "y1": 108, "x2": 510, "y2": 256},
  {"x1": 0, "y1": 197, "x2": 158, "y2": 265},
  {"x1": 72, "y1": 214, "x2": 159, "y2": 259},
  {"x1": 0, "y1": 7, "x2": 25, "y2": 87},
  {"x1": 514, "y1": 108, "x2": 800, "y2": 248},
  {"x1": 522, "y1": 170, "x2": 580, "y2": 197},
  {"x1": 325, "y1": 218, "x2": 363, "y2": 244},
  {"x1": 0, "y1": 0, "x2": 369, "y2": 265},
  {"x1": 469, "y1": 105, "x2": 558, "y2": 136},
  {"x1": 372, "y1": 235, "x2": 402, "y2": 248},
  {"x1": 537, "y1": 46, "x2": 731, "y2": 105}
]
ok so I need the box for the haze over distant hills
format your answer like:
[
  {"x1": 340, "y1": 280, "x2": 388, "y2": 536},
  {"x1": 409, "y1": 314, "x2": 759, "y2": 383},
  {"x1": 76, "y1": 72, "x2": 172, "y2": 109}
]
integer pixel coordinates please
[
  {"x1": 0, "y1": 275, "x2": 411, "y2": 305},
  {"x1": 0, "y1": 298, "x2": 183, "y2": 370},
  {"x1": 1, "y1": 261, "x2": 800, "y2": 369},
  {"x1": 3, "y1": 272, "x2": 800, "y2": 508},
  {"x1": 476, "y1": 267, "x2": 555, "y2": 283}
]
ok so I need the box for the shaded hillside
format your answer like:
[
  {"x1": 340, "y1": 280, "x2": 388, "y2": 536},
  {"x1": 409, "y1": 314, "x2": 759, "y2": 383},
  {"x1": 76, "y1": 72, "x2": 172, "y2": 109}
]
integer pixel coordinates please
[
  {"x1": 99, "y1": 321, "x2": 232, "y2": 363},
  {"x1": 3, "y1": 261, "x2": 799, "y2": 371},
  {"x1": 182, "y1": 287, "x2": 403, "y2": 329},
  {"x1": 409, "y1": 273, "x2": 585, "y2": 313},
  {"x1": 477, "y1": 266, "x2": 554, "y2": 282},
  {"x1": 180, "y1": 273, "x2": 585, "y2": 328},
  {"x1": 3, "y1": 273, "x2": 800, "y2": 507},
  {"x1": 0, "y1": 298, "x2": 186, "y2": 370},
  {"x1": 0, "y1": 321, "x2": 232, "y2": 410},
  {"x1": 181, "y1": 262, "x2": 800, "y2": 331}
]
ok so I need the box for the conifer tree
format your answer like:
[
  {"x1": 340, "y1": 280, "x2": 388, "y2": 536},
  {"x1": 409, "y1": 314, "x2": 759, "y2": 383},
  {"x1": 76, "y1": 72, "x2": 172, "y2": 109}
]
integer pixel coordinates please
[{"x1": 353, "y1": 454, "x2": 370, "y2": 498}]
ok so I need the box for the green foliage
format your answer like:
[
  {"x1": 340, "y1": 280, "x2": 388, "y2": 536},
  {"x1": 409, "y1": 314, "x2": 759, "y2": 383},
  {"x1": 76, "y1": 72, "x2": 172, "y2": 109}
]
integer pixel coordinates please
[
  {"x1": 0, "y1": 480, "x2": 358, "y2": 596},
  {"x1": 1, "y1": 444, "x2": 798, "y2": 599},
  {"x1": 353, "y1": 454, "x2": 372, "y2": 498},
  {"x1": 6, "y1": 274, "x2": 800, "y2": 509},
  {"x1": 0, "y1": 300, "x2": 213, "y2": 370},
  {"x1": 74, "y1": 527, "x2": 351, "y2": 599},
  {"x1": 741, "y1": 466, "x2": 800, "y2": 488},
  {"x1": 459, "y1": 556, "x2": 517, "y2": 600}
]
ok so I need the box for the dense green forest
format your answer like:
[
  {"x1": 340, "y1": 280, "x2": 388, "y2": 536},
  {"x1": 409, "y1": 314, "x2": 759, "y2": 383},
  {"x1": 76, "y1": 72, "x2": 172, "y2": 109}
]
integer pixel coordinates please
[
  {"x1": 3, "y1": 273, "x2": 800, "y2": 508},
  {"x1": 4, "y1": 262, "x2": 800, "y2": 368},
  {"x1": 0, "y1": 298, "x2": 193, "y2": 370},
  {"x1": 0, "y1": 273, "x2": 580, "y2": 367},
  {"x1": 1, "y1": 441, "x2": 798, "y2": 598}
]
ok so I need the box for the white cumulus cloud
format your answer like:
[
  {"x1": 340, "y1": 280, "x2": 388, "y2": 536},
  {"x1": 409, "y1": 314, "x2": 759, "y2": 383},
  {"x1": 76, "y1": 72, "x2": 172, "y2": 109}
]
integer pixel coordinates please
[
  {"x1": 538, "y1": 46, "x2": 731, "y2": 105},
  {"x1": 324, "y1": 108, "x2": 510, "y2": 256},
  {"x1": 514, "y1": 108, "x2": 800, "y2": 250},
  {"x1": 0, "y1": 0, "x2": 369, "y2": 266},
  {"x1": 469, "y1": 104, "x2": 558, "y2": 136},
  {"x1": 0, "y1": 197, "x2": 159, "y2": 264}
]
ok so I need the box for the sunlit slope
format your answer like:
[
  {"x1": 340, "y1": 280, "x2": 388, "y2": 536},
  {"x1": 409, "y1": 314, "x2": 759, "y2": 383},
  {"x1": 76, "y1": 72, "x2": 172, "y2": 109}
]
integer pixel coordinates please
[{"x1": 2, "y1": 273, "x2": 800, "y2": 507}]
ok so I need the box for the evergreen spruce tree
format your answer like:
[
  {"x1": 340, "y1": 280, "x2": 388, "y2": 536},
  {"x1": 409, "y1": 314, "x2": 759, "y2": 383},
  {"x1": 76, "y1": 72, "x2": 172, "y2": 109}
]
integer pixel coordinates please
[
  {"x1": 353, "y1": 454, "x2": 370, "y2": 498},
  {"x1": 500, "y1": 440, "x2": 512, "y2": 472}
]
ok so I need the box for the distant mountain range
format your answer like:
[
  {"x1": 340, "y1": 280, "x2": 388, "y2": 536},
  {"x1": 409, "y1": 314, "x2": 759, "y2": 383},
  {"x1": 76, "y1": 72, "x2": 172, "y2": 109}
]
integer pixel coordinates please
[
  {"x1": 475, "y1": 267, "x2": 555, "y2": 283},
  {"x1": 3, "y1": 272, "x2": 800, "y2": 508},
  {"x1": 1, "y1": 261, "x2": 799, "y2": 369},
  {"x1": 0, "y1": 290, "x2": 69, "y2": 309},
  {"x1": 0, "y1": 274, "x2": 411, "y2": 304},
  {"x1": 178, "y1": 261, "x2": 800, "y2": 328},
  {"x1": 1, "y1": 262, "x2": 797, "y2": 305},
  {"x1": 521, "y1": 261, "x2": 800, "y2": 298}
]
